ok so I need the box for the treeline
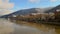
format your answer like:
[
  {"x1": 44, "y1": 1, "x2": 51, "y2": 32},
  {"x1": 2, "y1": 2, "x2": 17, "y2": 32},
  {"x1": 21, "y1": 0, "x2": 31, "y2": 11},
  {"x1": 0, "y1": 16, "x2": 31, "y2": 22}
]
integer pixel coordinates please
[
  {"x1": 9, "y1": 11, "x2": 60, "y2": 23},
  {"x1": 15, "y1": 13, "x2": 60, "y2": 22}
]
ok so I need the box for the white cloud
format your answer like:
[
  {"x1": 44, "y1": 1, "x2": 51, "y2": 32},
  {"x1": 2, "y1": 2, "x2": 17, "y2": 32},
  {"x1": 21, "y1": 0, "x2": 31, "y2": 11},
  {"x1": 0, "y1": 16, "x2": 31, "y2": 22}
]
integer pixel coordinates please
[
  {"x1": 1, "y1": 3, "x2": 14, "y2": 9},
  {"x1": 28, "y1": 0, "x2": 40, "y2": 3},
  {"x1": 0, "y1": 9, "x2": 14, "y2": 16},
  {"x1": 50, "y1": 0, "x2": 57, "y2": 2},
  {"x1": 0, "y1": 0, "x2": 14, "y2": 16},
  {"x1": 0, "y1": 0, "x2": 14, "y2": 9}
]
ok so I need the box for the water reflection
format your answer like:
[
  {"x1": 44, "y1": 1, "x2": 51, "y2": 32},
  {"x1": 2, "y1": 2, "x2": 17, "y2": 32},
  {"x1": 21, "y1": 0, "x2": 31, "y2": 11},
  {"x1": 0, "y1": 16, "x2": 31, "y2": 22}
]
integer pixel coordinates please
[{"x1": 0, "y1": 18, "x2": 60, "y2": 34}]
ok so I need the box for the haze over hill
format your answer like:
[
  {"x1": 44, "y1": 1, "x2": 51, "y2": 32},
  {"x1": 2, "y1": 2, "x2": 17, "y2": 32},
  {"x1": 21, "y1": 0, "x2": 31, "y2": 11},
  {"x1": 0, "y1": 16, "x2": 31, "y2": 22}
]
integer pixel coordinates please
[
  {"x1": 45, "y1": 5, "x2": 60, "y2": 13},
  {"x1": 0, "y1": 7, "x2": 53, "y2": 18},
  {"x1": 1, "y1": 4, "x2": 60, "y2": 18}
]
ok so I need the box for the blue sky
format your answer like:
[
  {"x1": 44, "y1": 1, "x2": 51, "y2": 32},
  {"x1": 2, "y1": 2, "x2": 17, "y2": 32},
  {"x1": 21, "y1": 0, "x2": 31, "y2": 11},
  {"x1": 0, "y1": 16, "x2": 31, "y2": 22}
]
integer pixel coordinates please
[
  {"x1": 9, "y1": 0, "x2": 60, "y2": 11},
  {"x1": 0, "y1": 0, "x2": 60, "y2": 16}
]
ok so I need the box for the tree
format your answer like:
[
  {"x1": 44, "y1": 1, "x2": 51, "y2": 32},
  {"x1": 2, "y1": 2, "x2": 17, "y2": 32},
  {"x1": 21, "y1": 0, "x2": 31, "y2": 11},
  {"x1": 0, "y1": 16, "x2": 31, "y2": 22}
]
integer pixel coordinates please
[{"x1": 54, "y1": 11, "x2": 60, "y2": 22}]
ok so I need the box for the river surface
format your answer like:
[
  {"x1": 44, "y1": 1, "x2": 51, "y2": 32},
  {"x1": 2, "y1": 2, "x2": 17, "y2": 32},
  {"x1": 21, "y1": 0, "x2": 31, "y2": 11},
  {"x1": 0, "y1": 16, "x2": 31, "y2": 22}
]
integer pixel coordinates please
[{"x1": 0, "y1": 18, "x2": 60, "y2": 34}]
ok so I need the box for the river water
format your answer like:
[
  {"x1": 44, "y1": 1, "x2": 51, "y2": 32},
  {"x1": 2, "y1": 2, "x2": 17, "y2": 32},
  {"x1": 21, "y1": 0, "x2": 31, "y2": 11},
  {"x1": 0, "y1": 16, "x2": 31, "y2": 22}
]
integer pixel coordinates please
[{"x1": 0, "y1": 18, "x2": 60, "y2": 34}]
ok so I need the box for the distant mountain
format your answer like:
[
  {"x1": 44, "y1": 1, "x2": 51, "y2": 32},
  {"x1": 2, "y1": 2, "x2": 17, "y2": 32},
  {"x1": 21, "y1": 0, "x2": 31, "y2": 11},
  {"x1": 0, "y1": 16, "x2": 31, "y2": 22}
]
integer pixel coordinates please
[
  {"x1": 0, "y1": 8, "x2": 53, "y2": 18},
  {"x1": 45, "y1": 5, "x2": 60, "y2": 13},
  {"x1": 1, "y1": 4, "x2": 60, "y2": 18},
  {"x1": 12, "y1": 8, "x2": 39, "y2": 15}
]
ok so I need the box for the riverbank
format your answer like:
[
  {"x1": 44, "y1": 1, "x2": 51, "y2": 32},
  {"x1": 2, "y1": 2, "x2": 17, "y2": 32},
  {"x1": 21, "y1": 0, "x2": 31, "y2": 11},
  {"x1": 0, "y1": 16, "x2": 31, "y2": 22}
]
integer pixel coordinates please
[
  {"x1": 12, "y1": 20, "x2": 60, "y2": 27},
  {"x1": 9, "y1": 17, "x2": 60, "y2": 26}
]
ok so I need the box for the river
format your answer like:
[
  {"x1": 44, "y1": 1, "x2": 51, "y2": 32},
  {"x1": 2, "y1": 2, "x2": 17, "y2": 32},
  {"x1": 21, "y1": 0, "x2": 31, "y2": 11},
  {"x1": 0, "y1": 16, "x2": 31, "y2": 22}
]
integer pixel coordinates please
[{"x1": 0, "y1": 18, "x2": 60, "y2": 34}]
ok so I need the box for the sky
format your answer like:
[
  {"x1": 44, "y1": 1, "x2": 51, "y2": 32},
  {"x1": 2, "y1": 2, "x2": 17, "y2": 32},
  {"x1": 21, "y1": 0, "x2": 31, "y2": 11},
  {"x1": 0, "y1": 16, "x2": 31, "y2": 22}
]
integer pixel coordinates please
[
  {"x1": 0, "y1": 0, "x2": 60, "y2": 16},
  {"x1": 10, "y1": 0, "x2": 60, "y2": 11}
]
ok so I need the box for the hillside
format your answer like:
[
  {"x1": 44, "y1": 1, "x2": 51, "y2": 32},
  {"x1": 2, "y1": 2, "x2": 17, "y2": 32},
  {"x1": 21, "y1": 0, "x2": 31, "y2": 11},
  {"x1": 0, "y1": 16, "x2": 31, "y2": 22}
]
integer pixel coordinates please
[
  {"x1": 0, "y1": 8, "x2": 53, "y2": 18},
  {"x1": 45, "y1": 5, "x2": 60, "y2": 13}
]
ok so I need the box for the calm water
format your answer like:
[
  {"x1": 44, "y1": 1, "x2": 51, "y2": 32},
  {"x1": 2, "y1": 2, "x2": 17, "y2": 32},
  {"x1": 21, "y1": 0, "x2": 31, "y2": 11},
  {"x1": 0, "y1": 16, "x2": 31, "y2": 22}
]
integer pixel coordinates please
[{"x1": 0, "y1": 18, "x2": 60, "y2": 34}]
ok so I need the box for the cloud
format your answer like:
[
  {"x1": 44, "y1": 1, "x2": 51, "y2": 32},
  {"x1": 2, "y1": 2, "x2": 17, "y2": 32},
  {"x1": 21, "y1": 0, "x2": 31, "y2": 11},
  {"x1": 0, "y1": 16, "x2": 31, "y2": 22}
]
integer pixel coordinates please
[
  {"x1": 0, "y1": 0, "x2": 14, "y2": 16},
  {"x1": 1, "y1": 3, "x2": 14, "y2": 9},
  {"x1": 50, "y1": 0, "x2": 57, "y2": 2},
  {"x1": 0, "y1": 0, "x2": 14, "y2": 9},
  {"x1": 28, "y1": 0, "x2": 40, "y2": 3},
  {"x1": 3, "y1": 0, "x2": 9, "y2": 3},
  {"x1": 0, "y1": 10, "x2": 14, "y2": 16}
]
